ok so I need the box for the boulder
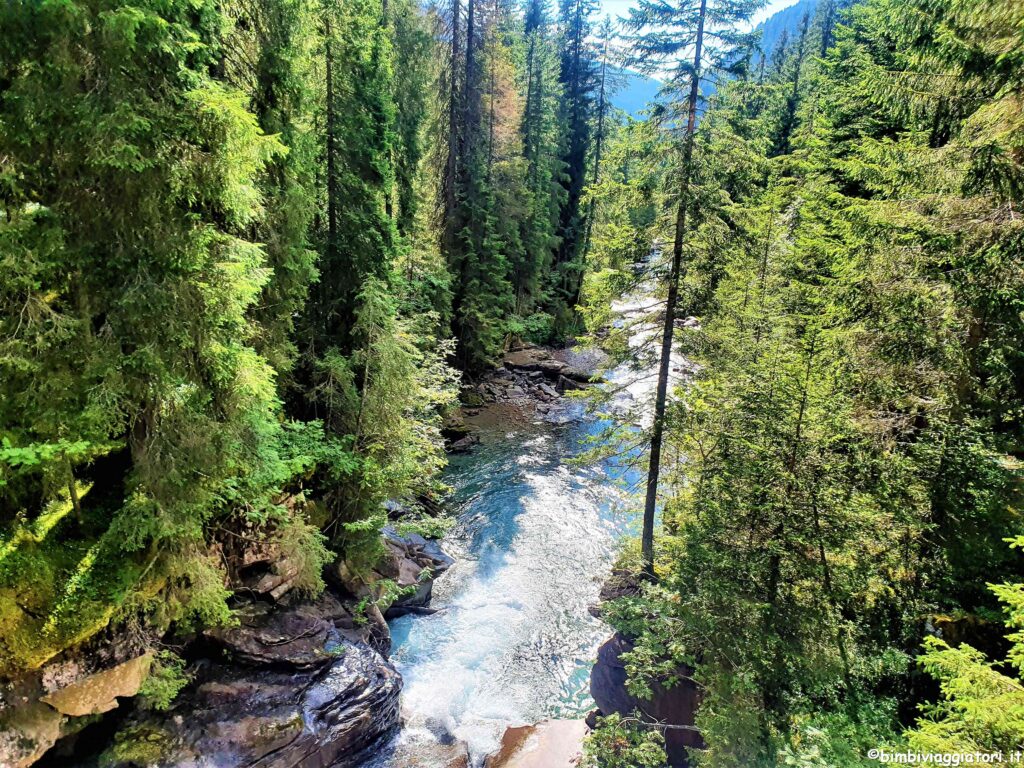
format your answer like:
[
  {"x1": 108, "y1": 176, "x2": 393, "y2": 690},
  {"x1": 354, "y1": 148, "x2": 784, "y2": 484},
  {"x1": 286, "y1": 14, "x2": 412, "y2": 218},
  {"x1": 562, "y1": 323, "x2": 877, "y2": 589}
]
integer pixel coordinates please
[
  {"x1": 537, "y1": 383, "x2": 559, "y2": 399},
  {"x1": 590, "y1": 633, "x2": 702, "y2": 767},
  {"x1": 0, "y1": 701, "x2": 64, "y2": 768},
  {"x1": 450, "y1": 434, "x2": 480, "y2": 453},
  {"x1": 333, "y1": 529, "x2": 454, "y2": 621},
  {"x1": 40, "y1": 653, "x2": 152, "y2": 716},
  {"x1": 100, "y1": 636, "x2": 401, "y2": 768},
  {"x1": 559, "y1": 366, "x2": 603, "y2": 384},
  {"x1": 485, "y1": 720, "x2": 588, "y2": 768},
  {"x1": 205, "y1": 601, "x2": 340, "y2": 670},
  {"x1": 503, "y1": 349, "x2": 566, "y2": 378},
  {"x1": 380, "y1": 736, "x2": 472, "y2": 768}
]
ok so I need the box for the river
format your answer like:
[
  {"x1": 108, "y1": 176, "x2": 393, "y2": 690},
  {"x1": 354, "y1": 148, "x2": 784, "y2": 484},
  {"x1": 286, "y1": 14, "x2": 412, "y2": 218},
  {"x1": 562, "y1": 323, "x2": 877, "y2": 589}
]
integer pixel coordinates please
[{"x1": 363, "y1": 393, "x2": 644, "y2": 767}]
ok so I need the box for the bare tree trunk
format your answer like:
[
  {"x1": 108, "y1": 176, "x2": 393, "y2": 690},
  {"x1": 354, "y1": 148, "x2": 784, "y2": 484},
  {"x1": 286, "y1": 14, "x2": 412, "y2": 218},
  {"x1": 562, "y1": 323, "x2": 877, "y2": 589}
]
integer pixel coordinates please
[
  {"x1": 324, "y1": 16, "x2": 338, "y2": 338},
  {"x1": 325, "y1": 18, "x2": 337, "y2": 263},
  {"x1": 582, "y1": 29, "x2": 609, "y2": 257},
  {"x1": 486, "y1": 0, "x2": 499, "y2": 182},
  {"x1": 443, "y1": 0, "x2": 462, "y2": 248},
  {"x1": 640, "y1": 0, "x2": 707, "y2": 578}
]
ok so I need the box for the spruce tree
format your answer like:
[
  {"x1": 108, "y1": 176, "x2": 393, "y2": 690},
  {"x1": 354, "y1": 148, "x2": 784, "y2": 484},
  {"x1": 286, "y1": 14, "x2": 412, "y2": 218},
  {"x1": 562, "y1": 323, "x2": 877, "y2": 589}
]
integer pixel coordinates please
[
  {"x1": 622, "y1": 0, "x2": 763, "y2": 576},
  {"x1": 551, "y1": 0, "x2": 599, "y2": 329}
]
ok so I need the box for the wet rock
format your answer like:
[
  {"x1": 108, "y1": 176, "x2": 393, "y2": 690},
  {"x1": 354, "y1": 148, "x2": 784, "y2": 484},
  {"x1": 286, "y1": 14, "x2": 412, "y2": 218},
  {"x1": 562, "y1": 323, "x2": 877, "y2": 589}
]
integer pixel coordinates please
[
  {"x1": 383, "y1": 738, "x2": 472, "y2": 768},
  {"x1": 485, "y1": 720, "x2": 588, "y2": 768},
  {"x1": 590, "y1": 633, "x2": 702, "y2": 767},
  {"x1": 100, "y1": 636, "x2": 401, "y2": 768},
  {"x1": 450, "y1": 434, "x2": 480, "y2": 452},
  {"x1": 205, "y1": 601, "x2": 340, "y2": 670}
]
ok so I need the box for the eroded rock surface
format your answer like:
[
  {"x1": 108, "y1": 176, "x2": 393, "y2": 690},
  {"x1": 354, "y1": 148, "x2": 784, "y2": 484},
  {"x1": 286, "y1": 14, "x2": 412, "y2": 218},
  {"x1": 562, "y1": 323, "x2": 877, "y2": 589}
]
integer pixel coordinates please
[{"x1": 102, "y1": 600, "x2": 401, "y2": 768}]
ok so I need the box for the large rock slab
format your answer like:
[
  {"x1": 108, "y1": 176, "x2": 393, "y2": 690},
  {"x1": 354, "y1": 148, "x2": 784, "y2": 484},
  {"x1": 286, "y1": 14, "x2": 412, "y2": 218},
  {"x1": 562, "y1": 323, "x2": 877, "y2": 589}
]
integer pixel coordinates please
[
  {"x1": 101, "y1": 636, "x2": 401, "y2": 768},
  {"x1": 40, "y1": 652, "x2": 152, "y2": 716},
  {"x1": 485, "y1": 720, "x2": 588, "y2": 768},
  {"x1": 590, "y1": 633, "x2": 702, "y2": 767},
  {"x1": 503, "y1": 349, "x2": 567, "y2": 377}
]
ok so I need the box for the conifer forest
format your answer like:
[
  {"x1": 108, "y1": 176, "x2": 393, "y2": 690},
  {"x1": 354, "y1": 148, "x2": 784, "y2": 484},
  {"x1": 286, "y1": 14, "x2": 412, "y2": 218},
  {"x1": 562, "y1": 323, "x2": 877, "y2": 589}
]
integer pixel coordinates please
[{"x1": 1, "y1": 0, "x2": 1022, "y2": 766}]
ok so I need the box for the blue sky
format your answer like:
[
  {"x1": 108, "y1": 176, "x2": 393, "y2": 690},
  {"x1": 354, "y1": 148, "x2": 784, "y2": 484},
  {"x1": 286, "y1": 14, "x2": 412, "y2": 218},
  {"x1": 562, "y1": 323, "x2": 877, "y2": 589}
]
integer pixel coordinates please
[{"x1": 595, "y1": 0, "x2": 800, "y2": 30}]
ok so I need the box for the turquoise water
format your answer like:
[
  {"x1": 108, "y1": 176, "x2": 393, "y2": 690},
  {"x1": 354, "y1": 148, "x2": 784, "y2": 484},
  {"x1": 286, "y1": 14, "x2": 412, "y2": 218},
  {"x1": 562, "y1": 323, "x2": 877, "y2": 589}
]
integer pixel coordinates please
[{"x1": 380, "y1": 402, "x2": 642, "y2": 764}]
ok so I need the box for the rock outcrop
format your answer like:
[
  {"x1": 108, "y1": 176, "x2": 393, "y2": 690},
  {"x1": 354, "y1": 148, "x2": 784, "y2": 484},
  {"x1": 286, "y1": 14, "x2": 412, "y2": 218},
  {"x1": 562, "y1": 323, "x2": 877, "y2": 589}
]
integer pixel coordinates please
[
  {"x1": 2, "y1": 503, "x2": 453, "y2": 767},
  {"x1": 590, "y1": 633, "x2": 702, "y2": 767},
  {"x1": 0, "y1": 642, "x2": 157, "y2": 767},
  {"x1": 333, "y1": 527, "x2": 454, "y2": 621},
  {"x1": 100, "y1": 598, "x2": 401, "y2": 768},
  {"x1": 39, "y1": 653, "x2": 153, "y2": 717}
]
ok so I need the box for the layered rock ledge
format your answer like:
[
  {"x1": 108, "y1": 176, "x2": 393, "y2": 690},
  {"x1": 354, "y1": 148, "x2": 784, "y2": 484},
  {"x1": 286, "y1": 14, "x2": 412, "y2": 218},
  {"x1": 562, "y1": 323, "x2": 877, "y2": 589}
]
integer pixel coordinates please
[{"x1": 100, "y1": 597, "x2": 401, "y2": 768}]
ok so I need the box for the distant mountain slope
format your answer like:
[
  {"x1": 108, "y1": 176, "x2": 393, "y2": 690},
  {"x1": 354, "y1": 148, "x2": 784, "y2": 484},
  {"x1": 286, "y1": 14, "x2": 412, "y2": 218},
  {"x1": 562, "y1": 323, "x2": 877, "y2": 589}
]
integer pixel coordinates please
[
  {"x1": 606, "y1": 0, "x2": 823, "y2": 119},
  {"x1": 757, "y1": 0, "x2": 821, "y2": 62},
  {"x1": 607, "y1": 66, "x2": 662, "y2": 118}
]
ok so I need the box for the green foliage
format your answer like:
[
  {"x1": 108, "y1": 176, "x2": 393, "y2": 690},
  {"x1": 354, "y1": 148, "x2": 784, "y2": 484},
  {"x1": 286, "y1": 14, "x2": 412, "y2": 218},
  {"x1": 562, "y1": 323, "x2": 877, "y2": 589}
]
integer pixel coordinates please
[
  {"x1": 273, "y1": 512, "x2": 332, "y2": 598},
  {"x1": 583, "y1": 713, "x2": 667, "y2": 768},
  {"x1": 138, "y1": 650, "x2": 192, "y2": 711},
  {"x1": 0, "y1": 0, "x2": 455, "y2": 678},
  {"x1": 586, "y1": 0, "x2": 1024, "y2": 763},
  {"x1": 99, "y1": 724, "x2": 174, "y2": 767},
  {"x1": 906, "y1": 539, "x2": 1024, "y2": 753},
  {"x1": 308, "y1": 278, "x2": 457, "y2": 562}
]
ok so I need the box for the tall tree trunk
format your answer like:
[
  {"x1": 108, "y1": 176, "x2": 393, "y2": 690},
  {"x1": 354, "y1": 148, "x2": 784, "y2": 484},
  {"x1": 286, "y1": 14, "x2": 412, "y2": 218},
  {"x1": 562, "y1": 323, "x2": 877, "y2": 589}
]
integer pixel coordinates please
[
  {"x1": 463, "y1": 0, "x2": 476, "y2": 143},
  {"x1": 582, "y1": 31, "x2": 608, "y2": 258},
  {"x1": 486, "y1": 0, "x2": 498, "y2": 182},
  {"x1": 324, "y1": 17, "x2": 338, "y2": 338},
  {"x1": 640, "y1": 0, "x2": 707, "y2": 578},
  {"x1": 444, "y1": 0, "x2": 461, "y2": 248}
]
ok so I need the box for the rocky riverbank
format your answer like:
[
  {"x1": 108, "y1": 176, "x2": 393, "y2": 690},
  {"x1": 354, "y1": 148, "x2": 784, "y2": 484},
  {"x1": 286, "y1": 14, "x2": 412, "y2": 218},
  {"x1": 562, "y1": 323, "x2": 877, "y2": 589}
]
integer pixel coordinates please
[
  {"x1": 0, "y1": 525, "x2": 453, "y2": 768},
  {"x1": 443, "y1": 344, "x2": 607, "y2": 453},
  {"x1": 2, "y1": 343, "x2": 607, "y2": 768}
]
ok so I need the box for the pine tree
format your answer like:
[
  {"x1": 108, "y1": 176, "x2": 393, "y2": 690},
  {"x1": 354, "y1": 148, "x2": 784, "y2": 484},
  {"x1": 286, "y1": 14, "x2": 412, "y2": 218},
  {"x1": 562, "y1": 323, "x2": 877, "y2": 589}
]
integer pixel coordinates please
[
  {"x1": 310, "y1": 0, "x2": 398, "y2": 352},
  {"x1": 0, "y1": 0, "x2": 308, "y2": 669},
  {"x1": 516, "y1": 0, "x2": 563, "y2": 325},
  {"x1": 550, "y1": 0, "x2": 598, "y2": 329},
  {"x1": 622, "y1": 0, "x2": 763, "y2": 576}
]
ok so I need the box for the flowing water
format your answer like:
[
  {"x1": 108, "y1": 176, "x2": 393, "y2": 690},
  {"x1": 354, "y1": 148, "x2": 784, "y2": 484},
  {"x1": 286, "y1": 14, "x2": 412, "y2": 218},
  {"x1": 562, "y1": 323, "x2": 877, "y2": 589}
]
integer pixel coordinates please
[{"x1": 365, "y1": 399, "x2": 643, "y2": 766}]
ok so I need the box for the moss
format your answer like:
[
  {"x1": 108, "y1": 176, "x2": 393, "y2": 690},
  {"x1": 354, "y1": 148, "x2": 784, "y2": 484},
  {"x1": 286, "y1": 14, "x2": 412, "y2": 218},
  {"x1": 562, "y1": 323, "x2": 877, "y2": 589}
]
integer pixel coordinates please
[
  {"x1": 0, "y1": 526, "x2": 149, "y2": 676},
  {"x1": 99, "y1": 725, "x2": 173, "y2": 767}
]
